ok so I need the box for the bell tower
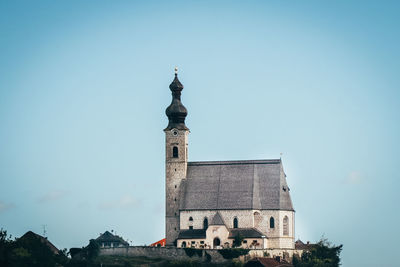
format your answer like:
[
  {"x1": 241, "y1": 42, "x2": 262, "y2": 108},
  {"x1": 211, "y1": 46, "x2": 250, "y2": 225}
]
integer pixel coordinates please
[{"x1": 164, "y1": 68, "x2": 189, "y2": 246}]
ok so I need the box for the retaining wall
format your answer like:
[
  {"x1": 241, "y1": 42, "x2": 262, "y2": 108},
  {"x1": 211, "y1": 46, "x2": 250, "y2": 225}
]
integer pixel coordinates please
[{"x1": 100, "y1": 247, "x2": 304, "y2": 263}]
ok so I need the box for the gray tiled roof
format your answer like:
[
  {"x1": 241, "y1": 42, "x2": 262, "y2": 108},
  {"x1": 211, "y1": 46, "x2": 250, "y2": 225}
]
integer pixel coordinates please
[
  {"x1": 177, "y1": 229, "x2": 206, "y2": 239},
  {"x1": 228, "y1": 228, "x2": 265, "y2": 238},
  {"x1": 95, "y1": 231, "x2": 129, "y2": 246},
  {"x1": 180, "y1": 159, "x2": 294, "y2": 211},
  {"x1": 210, "y1": 212, "x2": 225, "y2": 225}
]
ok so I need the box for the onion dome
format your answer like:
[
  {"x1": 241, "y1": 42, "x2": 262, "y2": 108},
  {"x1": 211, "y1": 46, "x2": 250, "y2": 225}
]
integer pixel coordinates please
[{"x1": 165, "y1": 68, "x2": 188, "y2": 131}]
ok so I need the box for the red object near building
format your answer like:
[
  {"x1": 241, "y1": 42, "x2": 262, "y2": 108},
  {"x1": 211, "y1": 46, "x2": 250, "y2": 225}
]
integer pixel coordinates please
[{"x1": 150, "y1": 238, "x2": 166, "y2": 247}]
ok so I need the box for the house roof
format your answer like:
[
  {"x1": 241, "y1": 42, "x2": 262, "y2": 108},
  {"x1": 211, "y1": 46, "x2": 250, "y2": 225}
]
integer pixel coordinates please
[
  {"x1": 19, "y1": 231, "x2": 60, "y2": 254},
  {"x1": 150, "y1": 238, "x2": 166, "y2": 247},
  {"x1": 177, "y1": 229, "x2": 207, "y2": 239},
  {"x1": 180, "y1": 159, "x2": 294, "y2": 211},
  {"x1": 295, "y1": 239, "x2": 314, "y2": 250},
  {"x1": 228, "y1": 228, "x2": 265, "y2": 238},
  {"x1": 95, "y1": 231, "x2": 129, "y2": 246}
]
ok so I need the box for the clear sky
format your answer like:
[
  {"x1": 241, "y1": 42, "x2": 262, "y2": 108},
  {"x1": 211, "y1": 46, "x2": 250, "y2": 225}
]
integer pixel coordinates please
[{"x1": 0, "y1": 1, "x2": 399, "y2": 266}]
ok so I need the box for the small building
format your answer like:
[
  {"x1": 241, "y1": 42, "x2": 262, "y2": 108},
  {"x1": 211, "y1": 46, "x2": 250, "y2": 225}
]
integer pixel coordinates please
[
  {"x1": 177, "y1": 212, "x2": 267, "y2": 249},
  {"x1": 96, "y1": 231, "x2": 129, "y2": 248},
  {"x1": 19, "y1": 231, "x2": 60, "y2": 255},
  {"x1": 294, "y1": 239, "x2": 313, "y2": 250},
  {"x1": 150, "y1": 238, "x2": 166, "y2": 247}
]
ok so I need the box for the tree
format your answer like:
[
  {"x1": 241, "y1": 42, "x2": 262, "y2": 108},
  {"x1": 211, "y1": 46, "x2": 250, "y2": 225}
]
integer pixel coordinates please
[
  {"x1": 0, "y1": 228, "x2": 68, "y2": 267},
  {"x1": 293, "y1": 237, "x2": 343, "y2": 267},
  {"x1": 86, "y1": 239, "x2": 100, "y2": 261},
  {"x1": 232, "y1": 233, "x2": 244, "y2": 248},
  {"x1": 0, "y1": 229, "x2": 13, "y2": 266}
]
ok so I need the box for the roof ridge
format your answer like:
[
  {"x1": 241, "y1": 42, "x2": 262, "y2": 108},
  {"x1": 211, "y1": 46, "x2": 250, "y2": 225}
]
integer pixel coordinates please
[{"x1": 188, "y1": 159, "x2": 281, "y2": 166}]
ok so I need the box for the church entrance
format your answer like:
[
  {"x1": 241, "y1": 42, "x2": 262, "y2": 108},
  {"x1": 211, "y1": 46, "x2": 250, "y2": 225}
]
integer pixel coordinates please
[{"x1": 213, "y1": 237, "x2": 221, "y2": 249}]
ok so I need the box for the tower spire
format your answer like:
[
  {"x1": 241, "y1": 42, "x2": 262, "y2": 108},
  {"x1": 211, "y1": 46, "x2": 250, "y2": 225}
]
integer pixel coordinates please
[{"x1": 165, "y1": 68, "x2": 188, "y2": 130}]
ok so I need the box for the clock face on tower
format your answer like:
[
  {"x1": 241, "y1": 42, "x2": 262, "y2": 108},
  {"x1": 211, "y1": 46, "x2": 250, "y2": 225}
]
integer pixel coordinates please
[{"x1": 172, "y1": 129, "x2": 178, "y2": 136}]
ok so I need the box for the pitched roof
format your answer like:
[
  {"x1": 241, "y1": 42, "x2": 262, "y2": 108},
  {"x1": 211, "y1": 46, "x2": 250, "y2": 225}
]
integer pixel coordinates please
[
  {"x1": 180, "y1": 159, "x2": 294, "y2": 211},
  {"x1": 295, "y1": 239, "x2": 314, "y2": 250},
  {"x1": 150, "y1": 238, "x2": 166, "y2": 247},
  {"x1": 210, "y1": 212, "x2": 226, "y2": 225},
  {"x1": 19, "y1": 231, "x2": 60, "y2": 254},
  {"x1": 95, "y1": 231, "x2": 129, "y2": 246},
  {"x1": 228, "y1": 228, "x2": 265, "y2": 238},
  {"x1": 177, "y1": 229, "x2": 206, "y2": 239}
]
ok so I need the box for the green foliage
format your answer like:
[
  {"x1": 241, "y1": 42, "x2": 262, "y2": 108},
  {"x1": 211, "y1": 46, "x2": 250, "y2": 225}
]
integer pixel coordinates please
[
  {"x1": 184, "y1": 247, "x2": 203, "y2": 257},
  {"x1": 218, "y1": 248, "x2": 249, "y2": 259},
  {"x1": 231, "y1": 259, "x2": 244, "y2": 267},
  {"x1": 86, "y1": 239, "x2": 100, "y2": 260},
  {"x1": 69, "y1": 247, "x2": 83, "y2": 258},
  {"x1": 232, "y1": 234, "x2": 244, "y2": 248},
  {"x1": 0, "y1": 229, "x2": 12, "y2": 266},
  {"x1": 293, "y1": 237, "x2": 343, "y2": 267},
  {"x1": 165, "y1": 259, "x2": 202, "y2": 267},
  {"x1": 0, "y1": 229, "x2": 68, "y2": 267},
  {"x1": 293, "y1": 253, "x2": 301, "y2": 265},
  {"x1": 205, "y1": 251, "x2": 212, "y2": 262}
]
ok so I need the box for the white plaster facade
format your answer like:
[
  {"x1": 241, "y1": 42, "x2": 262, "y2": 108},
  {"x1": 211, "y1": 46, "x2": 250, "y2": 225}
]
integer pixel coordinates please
[{"x1": 178, "y1": 210, "x2": 294, "y2": 249}]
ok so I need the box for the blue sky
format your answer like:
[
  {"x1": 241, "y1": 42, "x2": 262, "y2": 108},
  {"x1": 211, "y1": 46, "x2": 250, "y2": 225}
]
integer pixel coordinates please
[{"x1": 0, "y1": 1, "x2": 399, "y2": 266}]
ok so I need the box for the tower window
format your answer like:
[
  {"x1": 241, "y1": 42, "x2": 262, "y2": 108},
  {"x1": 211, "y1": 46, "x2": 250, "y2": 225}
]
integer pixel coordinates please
[
  {"x1": 233, "y1": 217, "x2": 238, "y2": 228},
  {"x1": 189, "y1": 217, "x2": 193, "y2": 221},
  {"x1": 173, "y1": 146, "x2": 178, "y2": 158},
  {"x1": 270, "y1": 217, "x2": 275, "y2": 229},
  {"x1": 189, "y1": 226, "x2": 193, "y2": 230},
  {"x1": 283, "y1": 216, "x2": 289, "y2": 236}
]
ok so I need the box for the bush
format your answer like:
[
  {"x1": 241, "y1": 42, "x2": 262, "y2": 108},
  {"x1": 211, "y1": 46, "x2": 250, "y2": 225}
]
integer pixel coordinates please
[
  {"x1": 183, "y1": 247, "x2": 202, "y2": 257},
  {"x1": 232, "y1": 234, "x2": 244, "y2": 248},
  {"x1": 218, "y1": 248, "x2": 249, "y2": 259}
]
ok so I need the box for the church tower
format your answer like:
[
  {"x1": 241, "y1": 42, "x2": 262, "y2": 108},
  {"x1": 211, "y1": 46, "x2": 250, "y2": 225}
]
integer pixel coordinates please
[{"x1": 164, "y1": 68, "x2": 189, "y2": 246}]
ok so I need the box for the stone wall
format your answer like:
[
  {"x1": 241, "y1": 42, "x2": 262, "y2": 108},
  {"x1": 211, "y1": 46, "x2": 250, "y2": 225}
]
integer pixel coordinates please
[
  {"x1": 165, "y1": 129, "x2": 189, "y2": 245},
  {"x1": 99, "y1": 247, "x2": 304, "y2": 263},
  {"x1": 99, "y1": 246, "x2": 227, "y2": 263}
]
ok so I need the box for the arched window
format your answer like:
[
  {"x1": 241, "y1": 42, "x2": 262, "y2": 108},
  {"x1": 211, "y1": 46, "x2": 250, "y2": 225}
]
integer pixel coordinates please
[
  {"x1": 203, "y1": 218, "x2": 208, "y2": 229},
  {"x1": 283, "y1": 216, "x2": 289, "y2": 236},
  {"x1": 189, "y1": 217, "x2": 193, "y2": 221},
  {"x1": 181, "y1": 241, "x2": 186, "y2": 248},
  {"x1": 233, "y1": 217, "x2": 238, "y2": 228},
  {"x1": 270, "y1": 217, "x2": 275, "y2": 229},
  {"x1": 173, "y1": 146, "x2": 178, "y2": 158},
  {"x1": 254, "y1": 212, "x2": 261, "y2": 228}
]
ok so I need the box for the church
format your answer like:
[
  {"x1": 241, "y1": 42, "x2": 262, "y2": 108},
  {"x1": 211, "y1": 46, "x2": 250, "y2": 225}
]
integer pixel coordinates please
[{"x1": 164, "y1": 70, "x2": 295, "y2": 250}]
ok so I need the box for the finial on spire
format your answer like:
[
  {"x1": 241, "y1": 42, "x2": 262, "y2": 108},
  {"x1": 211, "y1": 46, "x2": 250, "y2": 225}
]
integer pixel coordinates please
[{"x1": 165, "y1": 69, "x2": 188, "y2": 131}]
